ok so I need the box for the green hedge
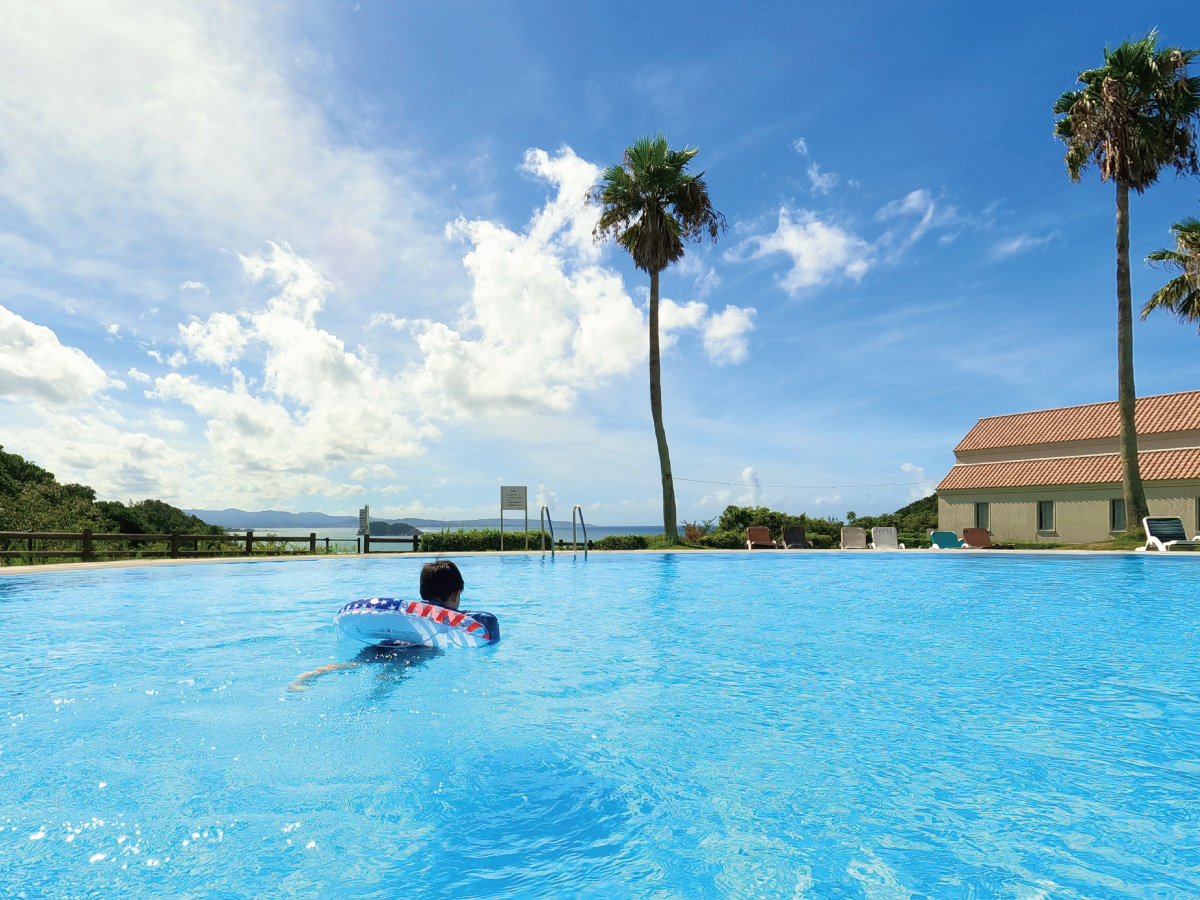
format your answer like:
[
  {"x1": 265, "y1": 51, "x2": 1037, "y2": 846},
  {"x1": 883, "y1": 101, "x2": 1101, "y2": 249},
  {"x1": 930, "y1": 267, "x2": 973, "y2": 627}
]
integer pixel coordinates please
[
  {"x1": 696, "y1": 530, "x2": 745, "y2": 549},
  {"x1": 592, "y1": 534, "x2": 649, "y2": 550},
  {"x1": 417, "y1": 529, "x2": 550, "y2": 553}
]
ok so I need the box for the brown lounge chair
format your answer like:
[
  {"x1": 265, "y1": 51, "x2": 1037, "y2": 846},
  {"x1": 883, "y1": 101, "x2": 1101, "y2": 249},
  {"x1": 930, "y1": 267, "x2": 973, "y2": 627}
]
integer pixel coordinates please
[
  {"x1": 782, "y1": 525, "x2": 809, "y2": 548},
  {"x1": 962, "y1": 528, "x2": 1010, "y2": 549},
  {"x1": 746, "y1": 526, "x2": 779, "y2": 549},
  {"x1": 840, "y1": 526, "x2": 868, "y2": 549}
]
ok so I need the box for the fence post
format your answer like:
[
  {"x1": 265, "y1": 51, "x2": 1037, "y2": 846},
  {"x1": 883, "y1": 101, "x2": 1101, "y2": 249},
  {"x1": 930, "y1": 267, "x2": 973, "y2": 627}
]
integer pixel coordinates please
[
  {"x1": 82, "y1": 528, "x2": 94, "y2": 563},
  {"x1": 310, "y1": 532, "x2": 317, "y2": 554},
  {"x1": 246, "y1": 529, "x2": 254, "y2": 556},
  {"x1": 412, "y1": 533, "x2": 419, "y2": 553},
  {"x1": 170, "y1": 531, "x2": 180, "y2": 559},
  {"x1": 325, "y1": 537, "x2": 330, "y2": 552},
  {"x1": 364, "y1": 534, "x2": 371, "y2": 554},
  {"x1": 26, "y1": 533, "x2": 33, "y2": 566}
]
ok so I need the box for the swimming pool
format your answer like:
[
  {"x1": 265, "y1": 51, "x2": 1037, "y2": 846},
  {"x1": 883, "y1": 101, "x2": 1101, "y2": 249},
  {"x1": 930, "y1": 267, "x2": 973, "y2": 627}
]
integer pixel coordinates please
[{"x1": 2, "y1": 552, "x2": 1198, "y2": 898}]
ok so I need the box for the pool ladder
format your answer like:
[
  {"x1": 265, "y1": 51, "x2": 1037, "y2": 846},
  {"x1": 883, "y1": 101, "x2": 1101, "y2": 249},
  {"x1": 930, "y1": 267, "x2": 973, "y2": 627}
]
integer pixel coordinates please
[{"x1": 539, "y1": 505, "x2": 588, "y2": 558}]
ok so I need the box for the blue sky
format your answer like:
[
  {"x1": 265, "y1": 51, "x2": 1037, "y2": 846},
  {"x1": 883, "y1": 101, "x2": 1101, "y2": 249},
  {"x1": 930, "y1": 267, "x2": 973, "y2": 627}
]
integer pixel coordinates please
[{"x1": 2, "y1": 0, "x2": 1199, "y2": 524}]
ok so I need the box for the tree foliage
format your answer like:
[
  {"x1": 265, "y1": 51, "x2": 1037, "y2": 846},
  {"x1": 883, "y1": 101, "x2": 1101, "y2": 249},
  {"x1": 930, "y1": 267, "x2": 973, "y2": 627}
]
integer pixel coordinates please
[
  {"x1": 0, "y1": 446, "x2": 221, "y2": 535},
  {"x1": 591, "y1": 134, "x2": 726, "y2": 275},
  {"x1": 1143, "y1": 206, "x2": 1200, "y2": 330},
  {"x1": 1053, "y1": 31, "x2": 1200, "y2": 190}
]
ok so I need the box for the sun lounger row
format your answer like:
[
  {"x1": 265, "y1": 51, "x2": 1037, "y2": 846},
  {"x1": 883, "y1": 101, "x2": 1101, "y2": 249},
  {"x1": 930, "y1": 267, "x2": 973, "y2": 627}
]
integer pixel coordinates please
[
  {"x1": 749, "y1": 517, "x2": 1200, "y2": 551},
  {"x1": 744, "y1": 525, "x2": 909, "y2": 549},
  {"x1": 930, "y1": 528, "x2": 996, "y2": 549},
  {"x1": 746, "y1": 525, "x2": 809, "y2": 549}
]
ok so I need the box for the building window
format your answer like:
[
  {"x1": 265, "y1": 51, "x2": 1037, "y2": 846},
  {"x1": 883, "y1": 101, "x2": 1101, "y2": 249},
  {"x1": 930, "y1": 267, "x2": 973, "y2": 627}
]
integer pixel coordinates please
[
  {"x1": 1110, "y1": 498, "x2": 1126, "y2": 532},
  {"x1": 1037, "y1": 500, "x2": 1055, "y2": 532},
  {"x1": 974, "y1": 502, "x2": 989, "y2": 530}
]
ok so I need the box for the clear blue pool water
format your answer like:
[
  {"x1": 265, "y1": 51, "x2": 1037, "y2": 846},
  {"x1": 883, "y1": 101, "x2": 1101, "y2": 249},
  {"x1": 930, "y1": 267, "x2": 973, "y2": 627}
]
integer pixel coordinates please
[{"x1": 2, "y1": 552, "x2": 1199, "y2": 899}]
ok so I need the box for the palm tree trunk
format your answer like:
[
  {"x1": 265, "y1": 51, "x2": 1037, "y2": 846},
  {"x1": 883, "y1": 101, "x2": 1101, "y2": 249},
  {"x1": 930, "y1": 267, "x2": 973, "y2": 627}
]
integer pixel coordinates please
[
  {"x1": 1116, "y1": 179, "x2": 1149, "y2": 532},
  {"x1": 648, "y1": 268, "x2": 679, "y2": 542}
]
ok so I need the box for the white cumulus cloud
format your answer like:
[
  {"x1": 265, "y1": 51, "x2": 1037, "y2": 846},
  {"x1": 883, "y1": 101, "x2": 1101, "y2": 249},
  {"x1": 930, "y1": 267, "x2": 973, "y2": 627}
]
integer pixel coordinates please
[
  {"x1": 727, "y1": 207, "x2": 872, "y2": 295},
  {"x1": 0, "y1": 305, "x2": 109, "y2": 406},
  {"x1": 703, "y1": 306, "x2": 756, "y2": 364},
  {"x1": 179, "y1": 312, "x2": 250, "y2": 369},
  {"x1": 901, "y1": 462, "x2": 936, "y2": 500},
  {"x1": 409, "y1": 147, "x2": 646, "y2": 415},
  {"x1": 151, "y1": 244, "x2": 437, "y2": 491}
]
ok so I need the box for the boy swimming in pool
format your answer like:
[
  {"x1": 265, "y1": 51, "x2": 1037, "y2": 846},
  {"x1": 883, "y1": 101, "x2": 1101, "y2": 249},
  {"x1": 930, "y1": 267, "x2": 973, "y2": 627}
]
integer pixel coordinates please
[
  {"x1": 419, "y1": 559, "x2": 464, "y2": 610},
  {"x1": 287, "y1": 560, "x2": 467, "y2": 692}
]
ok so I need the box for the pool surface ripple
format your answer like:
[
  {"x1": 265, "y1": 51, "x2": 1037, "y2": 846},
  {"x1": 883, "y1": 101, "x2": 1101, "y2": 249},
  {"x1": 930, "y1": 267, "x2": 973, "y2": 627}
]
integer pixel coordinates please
[{"x1": 1, "y1": 552, "x2": 1198, "y2": 898}]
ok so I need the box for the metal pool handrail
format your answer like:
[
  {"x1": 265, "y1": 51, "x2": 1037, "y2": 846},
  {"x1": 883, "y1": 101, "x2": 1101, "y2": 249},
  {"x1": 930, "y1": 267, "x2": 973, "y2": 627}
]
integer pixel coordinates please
[
  {"x1": 572, "y1": 505, "x2": 588, "y2": 558},
  {"x1": 540, "y1": 505, "x2": 555, "y2": 557}
]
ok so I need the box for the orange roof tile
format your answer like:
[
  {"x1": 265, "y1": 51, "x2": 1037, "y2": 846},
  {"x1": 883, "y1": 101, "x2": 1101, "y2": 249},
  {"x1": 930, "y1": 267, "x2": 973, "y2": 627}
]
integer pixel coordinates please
[
  {"x1": 955, "y1": 391, "x2": 1200, "y2": 452},
  {"x1": 937, "y1": 447, "x2": 1200, "y2": 491}
]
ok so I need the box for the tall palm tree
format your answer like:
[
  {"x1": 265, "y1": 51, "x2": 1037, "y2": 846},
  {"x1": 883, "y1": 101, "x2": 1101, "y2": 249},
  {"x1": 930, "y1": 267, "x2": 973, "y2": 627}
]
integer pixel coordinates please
[
  {"x1": 591, "y1": 134, "x2": 725, "y2": 543},
  {"x1": 1053, "y1": 31, "x2": 1200, "y2": 532},
  {"x1": 1142, "y1": 207, "x2": 1200, "y2": 331}
]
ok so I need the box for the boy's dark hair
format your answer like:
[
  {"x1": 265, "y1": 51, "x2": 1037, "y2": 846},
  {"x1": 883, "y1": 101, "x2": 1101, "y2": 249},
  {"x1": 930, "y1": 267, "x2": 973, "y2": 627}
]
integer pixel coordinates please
[{"x1": 420, "y1": 560, "x2": 464, "y2": 603}]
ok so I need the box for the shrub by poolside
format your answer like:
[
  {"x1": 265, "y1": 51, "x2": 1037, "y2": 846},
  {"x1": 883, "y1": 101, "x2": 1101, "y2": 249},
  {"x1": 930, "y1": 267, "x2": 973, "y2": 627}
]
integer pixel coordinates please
[
  {"x1": 417, "y1": 529, "x2": 550, "y2": 553},
  {"x1": 592, "y1": 534, "x2": 650, "y2": 550}
]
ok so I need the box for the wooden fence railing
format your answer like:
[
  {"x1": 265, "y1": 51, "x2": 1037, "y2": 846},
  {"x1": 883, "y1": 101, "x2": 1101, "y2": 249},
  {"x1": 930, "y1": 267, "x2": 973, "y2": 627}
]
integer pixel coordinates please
[
  {"x1": 363, "y1": 534, "x2": 419, "y2": 553},
  {"x1": 0, "y1": 529, "x2": 424, "y2": 565},
  {"x1": 0, "y1": 529, "x2": 324, "y2": 565}
]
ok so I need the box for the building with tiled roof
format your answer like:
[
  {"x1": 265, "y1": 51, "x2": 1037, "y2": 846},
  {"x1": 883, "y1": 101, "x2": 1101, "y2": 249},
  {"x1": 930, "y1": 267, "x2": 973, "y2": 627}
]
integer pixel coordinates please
[{"x1": 937, "y1": 390, "x2": 1200, "y2": 543}]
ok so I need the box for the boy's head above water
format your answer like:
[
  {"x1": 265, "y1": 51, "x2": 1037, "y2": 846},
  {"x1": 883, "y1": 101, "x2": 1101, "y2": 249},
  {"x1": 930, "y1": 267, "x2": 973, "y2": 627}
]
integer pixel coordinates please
[{"x1": 420, "y1": 560, "x2": 464, "y2": 610}]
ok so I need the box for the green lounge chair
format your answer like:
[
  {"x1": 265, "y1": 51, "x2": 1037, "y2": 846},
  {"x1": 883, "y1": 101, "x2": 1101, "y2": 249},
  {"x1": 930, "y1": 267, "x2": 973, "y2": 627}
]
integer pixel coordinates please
[
  {"x1": 930, "y1": 530, "x2": 965, "y2": 549},
  {"x1": 1138, "y1": 516, "x2": 1200, "y2": 551}
]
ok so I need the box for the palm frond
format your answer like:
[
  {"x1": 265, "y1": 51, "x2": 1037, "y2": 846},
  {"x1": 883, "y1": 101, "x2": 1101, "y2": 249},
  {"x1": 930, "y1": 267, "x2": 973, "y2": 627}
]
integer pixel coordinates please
[
  {"x1": 1143, "y1": 204, "x2": 1200, "y2": 329},
  {"x1": 1053, "y1": 31, "x2": 1200, "y2": 189},
  {"x1": 589, "y1": 133, "x2": 725, "y2": 273}
]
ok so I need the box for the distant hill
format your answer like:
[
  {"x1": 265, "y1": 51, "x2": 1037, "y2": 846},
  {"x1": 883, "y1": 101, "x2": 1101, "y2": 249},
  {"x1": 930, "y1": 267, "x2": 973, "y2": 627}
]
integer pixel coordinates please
[
  {"x1": 184, "y1": 508, "x2": 420, "y2": 535},
  {"x1": 184, "y1": 508, "x2": 362, "y2": 528},
  {"x1": 185, "y1": 509, "x2": 656, "y2": 534}
]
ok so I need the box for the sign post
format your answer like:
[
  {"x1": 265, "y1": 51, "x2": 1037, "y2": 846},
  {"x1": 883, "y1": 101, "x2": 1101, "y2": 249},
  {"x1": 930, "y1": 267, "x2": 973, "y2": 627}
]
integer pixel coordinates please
[
  {"x1": 357, "y1": 505, "x2": 370, "y2": 536},
  {"x1": 500, "y1": 486, "x2": 528, "y2": 551}
]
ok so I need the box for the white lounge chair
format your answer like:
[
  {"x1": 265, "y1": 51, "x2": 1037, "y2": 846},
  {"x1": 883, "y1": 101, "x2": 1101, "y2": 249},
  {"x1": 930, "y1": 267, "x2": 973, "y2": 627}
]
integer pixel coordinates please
[
  {"x1": 1137, "y1": 516, "x2": 1200, "y2": 551},
  {"x1": 870, "y1": 527, "x2": 905, "y2": 550},
  {"x1": 840, "y1": 527, "x2": 868, "y2": 549}
]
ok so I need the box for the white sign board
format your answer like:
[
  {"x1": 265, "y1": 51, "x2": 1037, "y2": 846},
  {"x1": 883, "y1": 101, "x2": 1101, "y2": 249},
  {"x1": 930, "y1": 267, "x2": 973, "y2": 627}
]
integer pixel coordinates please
[
  {"x1": 357, "y1": 505, "x2": 370, "y2": 536},
  {"x1": 501, "y1": 486, "x2": 527, "y2": 511}
]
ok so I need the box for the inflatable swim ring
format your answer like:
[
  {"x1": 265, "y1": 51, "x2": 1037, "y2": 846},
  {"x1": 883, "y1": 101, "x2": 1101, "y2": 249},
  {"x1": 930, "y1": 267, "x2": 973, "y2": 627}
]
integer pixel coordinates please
[{"x1": 334, "y1": 597, "x2": 499, "y2": 649}]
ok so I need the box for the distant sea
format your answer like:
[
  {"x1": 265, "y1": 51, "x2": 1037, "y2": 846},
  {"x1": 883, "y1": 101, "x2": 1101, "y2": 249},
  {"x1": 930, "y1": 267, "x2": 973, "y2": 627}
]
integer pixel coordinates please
[{"x1": 234, "y1": 523, "x2": 664, "y2": 548}]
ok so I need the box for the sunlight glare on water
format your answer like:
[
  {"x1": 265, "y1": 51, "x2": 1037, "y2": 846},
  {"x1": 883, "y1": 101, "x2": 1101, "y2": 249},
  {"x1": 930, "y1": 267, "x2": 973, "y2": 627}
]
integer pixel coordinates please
[{"x1": 1, "y1": 552, "x2": 1198, "y2": 898}]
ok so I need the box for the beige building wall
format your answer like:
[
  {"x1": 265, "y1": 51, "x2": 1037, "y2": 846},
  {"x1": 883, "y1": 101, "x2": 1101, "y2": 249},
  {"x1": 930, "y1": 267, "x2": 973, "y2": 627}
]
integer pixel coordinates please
[{"x1": 939, "y1": 483, "x2": 1200, "y2": 543}]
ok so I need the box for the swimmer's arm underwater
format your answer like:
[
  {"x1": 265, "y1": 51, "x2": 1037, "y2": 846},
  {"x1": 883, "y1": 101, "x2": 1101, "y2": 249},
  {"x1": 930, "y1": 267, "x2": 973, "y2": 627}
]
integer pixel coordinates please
[{"x1": 287, "y1": 661, "x2": 360, "y2": 692}]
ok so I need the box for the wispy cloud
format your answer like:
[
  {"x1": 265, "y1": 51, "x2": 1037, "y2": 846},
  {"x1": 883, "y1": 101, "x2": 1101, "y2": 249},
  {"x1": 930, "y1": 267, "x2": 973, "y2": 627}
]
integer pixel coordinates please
[
  {"x1": 808, "y1": 163, "x2": 840, "y2": 194},
  {"x1": 993, "y1": 232, "x2": 1057, "y2": 257}
]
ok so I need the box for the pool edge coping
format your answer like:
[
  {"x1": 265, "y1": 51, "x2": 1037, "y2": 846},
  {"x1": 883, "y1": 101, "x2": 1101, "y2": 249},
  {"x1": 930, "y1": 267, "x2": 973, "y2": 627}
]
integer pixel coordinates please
[{"x1": 1, "y1": 545, "x2": 1193, "y2": 575}]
